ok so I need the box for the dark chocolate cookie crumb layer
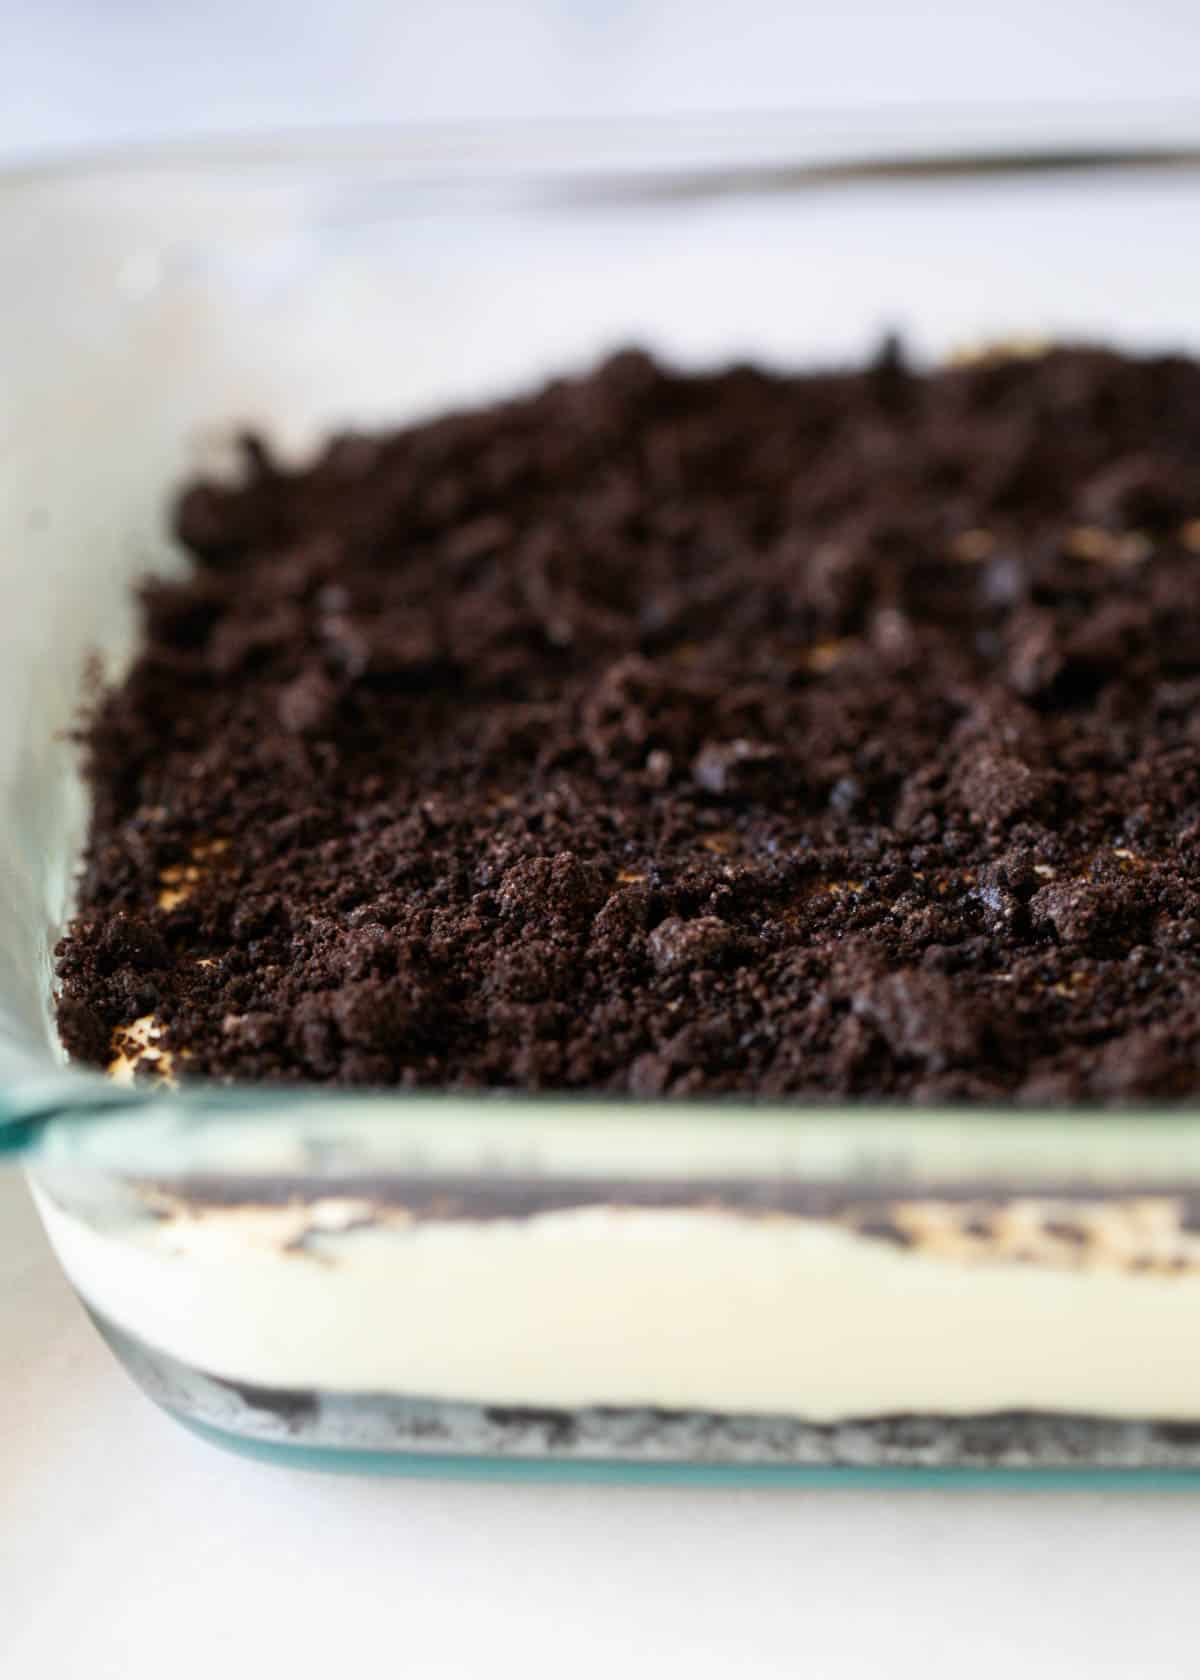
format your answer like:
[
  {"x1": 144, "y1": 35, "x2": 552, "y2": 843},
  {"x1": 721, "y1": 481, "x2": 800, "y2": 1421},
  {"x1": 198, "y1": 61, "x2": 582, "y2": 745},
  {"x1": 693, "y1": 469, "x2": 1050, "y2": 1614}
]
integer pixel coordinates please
[{"x1": 55, "y1": 344, "x2": 1200, "y2": 1101}]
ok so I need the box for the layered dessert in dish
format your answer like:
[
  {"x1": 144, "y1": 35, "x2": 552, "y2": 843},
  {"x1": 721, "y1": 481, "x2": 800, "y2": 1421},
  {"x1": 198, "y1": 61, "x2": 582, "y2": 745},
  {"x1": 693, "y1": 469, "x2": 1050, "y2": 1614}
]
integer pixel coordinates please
[
  {"x1": 42, "y1": 343, "x2": 1200, "y2": 1464},
  {"x1": 32, "y1": 1163, "x2": 1200, "y2": 1465}
]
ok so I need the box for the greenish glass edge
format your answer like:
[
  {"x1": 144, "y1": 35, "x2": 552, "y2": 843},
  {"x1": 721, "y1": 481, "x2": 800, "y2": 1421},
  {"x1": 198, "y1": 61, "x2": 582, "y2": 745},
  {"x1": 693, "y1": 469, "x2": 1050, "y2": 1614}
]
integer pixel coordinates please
[
  {"x1": 173, "y1": 1415, "x2": 1200, "y2": 1488},
  {"x1": 13, "y1": 1078, "x2": 1200, "y2": 1188},
  {"x1": 0, "y1": 1078, "x2": 133, "y2": 1159}
]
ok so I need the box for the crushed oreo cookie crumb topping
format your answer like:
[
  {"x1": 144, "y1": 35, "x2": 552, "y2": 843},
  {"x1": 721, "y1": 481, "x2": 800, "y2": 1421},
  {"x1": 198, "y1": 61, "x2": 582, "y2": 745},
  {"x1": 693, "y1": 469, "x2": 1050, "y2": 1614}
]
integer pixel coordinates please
[{"x1": 55, "y1": 344, "x2": 1200, "y2": 1101}]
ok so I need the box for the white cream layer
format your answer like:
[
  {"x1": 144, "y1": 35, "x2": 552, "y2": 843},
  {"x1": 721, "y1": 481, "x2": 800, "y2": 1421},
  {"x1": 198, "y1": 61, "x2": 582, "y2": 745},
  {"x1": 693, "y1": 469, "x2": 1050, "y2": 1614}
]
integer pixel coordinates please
[{"x1": 31, "y1": 1188, "x2": 1200, "y2": 1420}]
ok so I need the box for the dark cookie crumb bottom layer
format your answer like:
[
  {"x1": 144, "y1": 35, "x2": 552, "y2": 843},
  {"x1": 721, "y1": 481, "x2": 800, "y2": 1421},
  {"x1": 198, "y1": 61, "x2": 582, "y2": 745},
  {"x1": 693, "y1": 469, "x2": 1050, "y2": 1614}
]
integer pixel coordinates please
[
  {"x1": 54, "y1": 344, "x2": 1200, "y2": 1102},
  {"x1": 91, "y1": 1309, "x2": 1200, "y2": 1470}
]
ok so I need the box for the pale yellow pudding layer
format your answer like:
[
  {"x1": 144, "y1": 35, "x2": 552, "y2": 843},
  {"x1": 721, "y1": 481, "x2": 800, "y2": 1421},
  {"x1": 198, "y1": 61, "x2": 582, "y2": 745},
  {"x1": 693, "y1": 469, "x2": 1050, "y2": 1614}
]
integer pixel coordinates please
[
  {"x1": 33, "y1": 1186, "x2": 1200, "y2": 1420},
  {"x1": 108, "y1": 1015, "x2": 175, "y2": 1085}
]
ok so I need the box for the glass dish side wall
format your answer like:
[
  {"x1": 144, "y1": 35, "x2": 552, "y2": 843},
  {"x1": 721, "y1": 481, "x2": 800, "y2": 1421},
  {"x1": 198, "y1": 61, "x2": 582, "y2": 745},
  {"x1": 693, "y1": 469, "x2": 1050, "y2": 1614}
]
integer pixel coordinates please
[{"x1": 28, "y1": 1100, "x2": 1200, "y2": 1470}]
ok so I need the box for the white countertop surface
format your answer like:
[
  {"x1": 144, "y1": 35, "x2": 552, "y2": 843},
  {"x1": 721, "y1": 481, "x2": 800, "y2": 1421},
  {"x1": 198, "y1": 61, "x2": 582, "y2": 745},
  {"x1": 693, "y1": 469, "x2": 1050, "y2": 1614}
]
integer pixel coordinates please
[{"x1": 4, "y1": 5, "x2": 1200, "y2": 1672}]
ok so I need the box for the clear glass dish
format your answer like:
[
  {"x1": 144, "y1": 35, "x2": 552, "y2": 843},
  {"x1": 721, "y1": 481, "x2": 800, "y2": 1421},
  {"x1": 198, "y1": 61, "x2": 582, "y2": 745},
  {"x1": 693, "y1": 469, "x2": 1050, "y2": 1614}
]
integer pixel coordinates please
[{"x1": 6, "y1": 113, "x2": 1200, "y2": 1482}]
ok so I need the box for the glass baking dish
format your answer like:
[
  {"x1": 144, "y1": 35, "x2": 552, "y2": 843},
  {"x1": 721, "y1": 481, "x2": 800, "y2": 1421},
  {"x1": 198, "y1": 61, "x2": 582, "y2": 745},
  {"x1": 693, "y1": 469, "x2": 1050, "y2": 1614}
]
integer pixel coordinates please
[{"x1": 6, "y1": 113, "x2": 1200, "y2": 1483}]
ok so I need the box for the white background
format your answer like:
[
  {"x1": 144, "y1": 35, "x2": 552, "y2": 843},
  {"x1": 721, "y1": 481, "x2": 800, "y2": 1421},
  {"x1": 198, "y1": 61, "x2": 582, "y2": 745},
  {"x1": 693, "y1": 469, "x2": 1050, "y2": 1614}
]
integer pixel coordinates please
[
  {"x1": 3, "y1": 4, "x2": 1200, "y2": 1675},
  {"x1": 2, "y1": 0, "x2": 1200, "y2": 156}
]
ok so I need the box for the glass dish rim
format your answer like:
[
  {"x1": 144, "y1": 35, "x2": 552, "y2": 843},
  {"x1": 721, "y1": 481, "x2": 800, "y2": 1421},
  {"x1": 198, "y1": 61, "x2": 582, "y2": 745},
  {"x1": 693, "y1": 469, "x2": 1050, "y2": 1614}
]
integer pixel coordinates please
[
  {"x1": 9, "y1": 105, "x2": 1200, "y2": 1159},
  {"x1": 5, "y1": 98, "x2": 1200, "y2": 193}
]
